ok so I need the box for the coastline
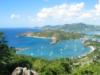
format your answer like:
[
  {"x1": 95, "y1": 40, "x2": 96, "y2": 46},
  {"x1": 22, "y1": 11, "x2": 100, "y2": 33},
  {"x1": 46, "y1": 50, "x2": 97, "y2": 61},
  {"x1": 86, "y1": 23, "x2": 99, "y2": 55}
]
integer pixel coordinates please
[
  {"x1": 78, "y1": 45, "x2": 96, "y2": 58},
  {"x1": 88, "y1": 46, "x2": 96, "y2": 52},
  {"x1": 16, "y1": 47, "x2": 30, "y2": 51},
  {"x1": 18, "y1": 34, "x2": 97, "y2": 59},
  {"x1": 25, "y1": 35, "x2": 50, "y2": 39},
  {"x1": 25, "y1": 35, "x2": 57, "y2": 44}
]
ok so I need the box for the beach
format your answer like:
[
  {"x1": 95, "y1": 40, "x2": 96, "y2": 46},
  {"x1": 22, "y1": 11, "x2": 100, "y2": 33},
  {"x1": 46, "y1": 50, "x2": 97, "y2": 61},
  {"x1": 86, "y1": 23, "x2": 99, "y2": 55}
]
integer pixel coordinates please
[{"x1": 78, "y1": 45, "x2": 96, "y2": 58}]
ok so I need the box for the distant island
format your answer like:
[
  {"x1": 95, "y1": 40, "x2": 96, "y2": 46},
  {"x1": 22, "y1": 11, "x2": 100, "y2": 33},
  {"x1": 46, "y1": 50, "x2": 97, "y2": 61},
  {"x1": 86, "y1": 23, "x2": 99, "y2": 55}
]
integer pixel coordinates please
[
  {"x1": 19, "y1": 30, "x2": 84, "y2": 44},
  {"x1": 42, "y1": 23, "x2": 100, "y2": 32},
  {"x1": 17, "y1": 23, "x2": 100, "y2": 58},
  {"x1": 18, "y1": 23, "x2": 100, "y2": 44}
]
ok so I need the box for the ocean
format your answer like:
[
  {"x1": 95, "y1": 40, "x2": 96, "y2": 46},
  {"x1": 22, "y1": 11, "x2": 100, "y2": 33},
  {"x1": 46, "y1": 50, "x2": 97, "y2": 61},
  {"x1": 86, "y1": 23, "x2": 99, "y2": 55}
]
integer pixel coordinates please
[{"x1": 0, "y1": 28, "x2": 91, "y2": 59}]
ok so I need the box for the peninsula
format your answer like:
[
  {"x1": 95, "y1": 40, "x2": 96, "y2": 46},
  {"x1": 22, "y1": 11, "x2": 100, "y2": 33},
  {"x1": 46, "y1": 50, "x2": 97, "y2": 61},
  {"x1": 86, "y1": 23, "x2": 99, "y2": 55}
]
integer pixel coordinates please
[{"x1": 19, "y1": 30, "x2": 84, "y2": 43}]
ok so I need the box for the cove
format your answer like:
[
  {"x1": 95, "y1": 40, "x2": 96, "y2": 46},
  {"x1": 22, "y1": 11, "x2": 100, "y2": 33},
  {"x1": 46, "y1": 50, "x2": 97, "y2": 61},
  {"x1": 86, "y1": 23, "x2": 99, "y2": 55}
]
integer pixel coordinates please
[{"x1": 0, "y1": 28, "x2": 91, "y2": 60}]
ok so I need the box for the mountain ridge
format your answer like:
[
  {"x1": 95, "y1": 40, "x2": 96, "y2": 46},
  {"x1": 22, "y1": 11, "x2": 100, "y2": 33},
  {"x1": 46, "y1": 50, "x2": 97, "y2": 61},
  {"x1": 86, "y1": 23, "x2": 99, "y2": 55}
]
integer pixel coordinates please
[{"x1": 42, "y1": 23, "x2": 100, "y2": 32}]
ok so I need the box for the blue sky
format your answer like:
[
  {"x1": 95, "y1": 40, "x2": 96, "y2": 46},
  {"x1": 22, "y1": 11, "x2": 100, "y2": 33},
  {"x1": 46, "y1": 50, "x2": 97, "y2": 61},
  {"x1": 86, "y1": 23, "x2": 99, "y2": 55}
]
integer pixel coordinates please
[{"x1": 0, "y1": 0, "x2": 100, "y2": 28}]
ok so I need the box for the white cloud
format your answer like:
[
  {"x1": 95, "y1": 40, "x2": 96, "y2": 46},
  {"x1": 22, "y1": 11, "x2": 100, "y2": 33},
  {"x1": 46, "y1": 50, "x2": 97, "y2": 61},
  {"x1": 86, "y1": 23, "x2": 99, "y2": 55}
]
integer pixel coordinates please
[
  {"x1": 32, "y1": 2, "x2": 84, "y2": 25},
  {"x1": 93, "y1": 2, "x2": 100, "y2": 16},
  {"x1": 9, "y1": 0, "x2": 100, "y2": 26},
  {"x1": 80, "y1": 13, "x2": 92, "y2": 18},
  {"x1": 77, "y1": 0, "x2": 100, "y2": 25},
  {"x1": 10, "y1": 14, "x2": 20, "y2": 20}
]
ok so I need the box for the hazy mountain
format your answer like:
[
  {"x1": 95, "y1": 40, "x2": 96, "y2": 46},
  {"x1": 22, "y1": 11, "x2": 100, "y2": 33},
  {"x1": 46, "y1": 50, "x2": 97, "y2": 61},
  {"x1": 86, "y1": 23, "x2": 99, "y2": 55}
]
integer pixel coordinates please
[{"x1": 42, "y1": 23, "x2": 100, "y2": 32}]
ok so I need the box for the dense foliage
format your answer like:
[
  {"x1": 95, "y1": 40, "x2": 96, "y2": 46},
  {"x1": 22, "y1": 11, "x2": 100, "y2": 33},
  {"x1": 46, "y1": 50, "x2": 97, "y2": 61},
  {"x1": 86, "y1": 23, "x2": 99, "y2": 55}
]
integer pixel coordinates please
[{"x1": 0, "y1": 33, "x2": 33, "y2": 75}]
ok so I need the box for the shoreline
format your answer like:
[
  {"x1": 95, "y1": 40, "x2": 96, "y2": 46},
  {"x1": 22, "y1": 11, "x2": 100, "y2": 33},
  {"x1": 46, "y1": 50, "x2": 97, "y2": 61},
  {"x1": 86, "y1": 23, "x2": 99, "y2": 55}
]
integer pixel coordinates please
[
  {"x1": 25, "y1": 35, "x2": 50, "y2": 39},
  {"x1": 18, "y1": 34, "x2": 96, "y2": 59},
  {"x1": 78, "y1": 45, "x2": 96, "y2": 58},
  {"x1": 25, "y1": 35, "x2": 57, "y2": 44},
  {"x1": 88, "y1": 46, "x2": 96, "y2": 52},
  {"x1": 16, "y1": 47, "x2": 30, "y2": 51},
  {"x1": 16, "y1": 45, "x2": 96, "y2": 59}
]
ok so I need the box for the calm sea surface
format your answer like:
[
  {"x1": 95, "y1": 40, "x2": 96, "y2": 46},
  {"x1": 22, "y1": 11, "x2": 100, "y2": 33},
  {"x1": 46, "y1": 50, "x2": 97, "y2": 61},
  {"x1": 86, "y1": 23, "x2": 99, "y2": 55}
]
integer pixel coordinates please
[{"x1": 0, "y1": 28, "x2": 92, "y2": 59}]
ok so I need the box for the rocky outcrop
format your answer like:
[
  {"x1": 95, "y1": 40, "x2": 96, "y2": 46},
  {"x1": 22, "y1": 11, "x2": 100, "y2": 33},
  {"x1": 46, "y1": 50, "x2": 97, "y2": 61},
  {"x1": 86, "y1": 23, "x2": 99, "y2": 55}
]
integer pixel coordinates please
[{"x1": 11, "y1": 67, "x2": 38, "y2": 75}]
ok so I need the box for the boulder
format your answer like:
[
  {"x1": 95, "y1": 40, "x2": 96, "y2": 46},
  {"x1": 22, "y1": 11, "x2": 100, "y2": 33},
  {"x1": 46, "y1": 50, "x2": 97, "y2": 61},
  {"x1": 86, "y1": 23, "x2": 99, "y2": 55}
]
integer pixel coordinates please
[{"x1": 11, "y1": 67, "x2": 38, "y2": 75}]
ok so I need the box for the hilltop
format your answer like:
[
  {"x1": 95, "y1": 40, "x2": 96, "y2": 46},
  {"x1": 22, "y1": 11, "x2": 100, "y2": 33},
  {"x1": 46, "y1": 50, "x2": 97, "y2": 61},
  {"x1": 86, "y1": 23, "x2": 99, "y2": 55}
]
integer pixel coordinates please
[{"x1": 42, "y1": 23, "x2": 100, "y2": 32}]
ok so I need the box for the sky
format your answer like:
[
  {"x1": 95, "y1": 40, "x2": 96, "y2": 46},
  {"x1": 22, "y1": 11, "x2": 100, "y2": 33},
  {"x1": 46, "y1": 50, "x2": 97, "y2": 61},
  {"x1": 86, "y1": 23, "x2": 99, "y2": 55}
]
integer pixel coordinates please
[{"x1": 0, "y1": 0, "x2": 100, "y2": 28}]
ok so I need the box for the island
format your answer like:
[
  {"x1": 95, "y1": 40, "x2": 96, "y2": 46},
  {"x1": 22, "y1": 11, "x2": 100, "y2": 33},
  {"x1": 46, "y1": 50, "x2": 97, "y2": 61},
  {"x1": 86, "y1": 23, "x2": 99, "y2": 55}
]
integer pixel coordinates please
[{"x1": 19, "y1": 30, "x2": 84, "y2": 44}]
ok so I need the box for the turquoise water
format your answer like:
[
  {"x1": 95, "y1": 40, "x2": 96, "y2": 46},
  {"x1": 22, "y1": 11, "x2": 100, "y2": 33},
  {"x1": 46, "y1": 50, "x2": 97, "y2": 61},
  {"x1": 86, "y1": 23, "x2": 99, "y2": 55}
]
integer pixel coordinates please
[{"x1": 0, "y1": 28, "x2": 91, "y2": 59}]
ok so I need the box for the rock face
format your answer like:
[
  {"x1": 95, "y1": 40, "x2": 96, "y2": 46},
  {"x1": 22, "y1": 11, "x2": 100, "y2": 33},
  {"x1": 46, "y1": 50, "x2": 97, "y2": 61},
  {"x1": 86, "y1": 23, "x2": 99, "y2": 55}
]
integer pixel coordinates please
[{"x1": 11, "y1": 67, "x2": 38, "y2": 75}]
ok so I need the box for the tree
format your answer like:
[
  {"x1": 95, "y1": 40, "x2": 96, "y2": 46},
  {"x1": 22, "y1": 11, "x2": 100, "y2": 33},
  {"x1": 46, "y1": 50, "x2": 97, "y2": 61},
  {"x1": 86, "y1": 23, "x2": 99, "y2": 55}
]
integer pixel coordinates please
[
  {"x1": 0, "y1": 32, "x2": 16, "y2": 63},
  {"x1": 81, "y1": 70, "x2": 94, "y2": 75},
  {"x1": 0, "y1": 32, "x2": 16, "y2": 75}
]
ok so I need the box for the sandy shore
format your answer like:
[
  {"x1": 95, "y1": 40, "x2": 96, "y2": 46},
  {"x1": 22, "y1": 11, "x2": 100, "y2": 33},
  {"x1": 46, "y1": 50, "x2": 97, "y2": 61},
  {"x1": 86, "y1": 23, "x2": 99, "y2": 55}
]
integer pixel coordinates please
[
  {"x1": 26, "y1": 35, "x2": 50, "y2": 39},
  {"x1": 88, "y1": 46, "x2": 96, "y2": 52},
  {"x1": 16, "y1": 47, "x2": 30, "y2": 51},
  {"x1": 26, "y1": 35, "x2": 58, "y2": 44},
  {"x1": 78, "y1": 46, "x2": 96, "y2": 58}
]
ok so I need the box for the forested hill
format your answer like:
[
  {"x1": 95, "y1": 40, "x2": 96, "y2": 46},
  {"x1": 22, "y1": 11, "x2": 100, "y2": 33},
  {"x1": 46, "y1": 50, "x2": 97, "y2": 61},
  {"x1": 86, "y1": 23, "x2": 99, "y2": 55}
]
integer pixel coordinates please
[{"x1": 42, "y1": 23, "x2": 100, "y2": 32}]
